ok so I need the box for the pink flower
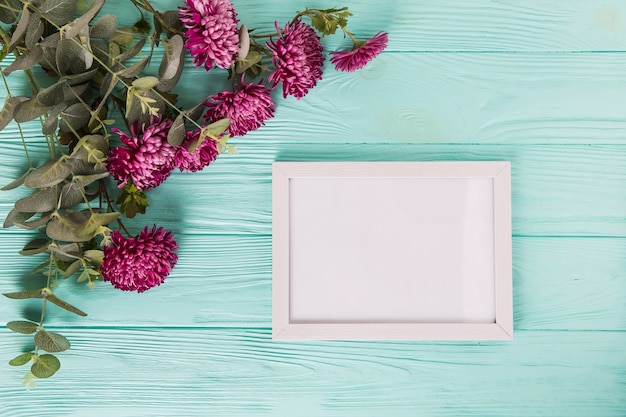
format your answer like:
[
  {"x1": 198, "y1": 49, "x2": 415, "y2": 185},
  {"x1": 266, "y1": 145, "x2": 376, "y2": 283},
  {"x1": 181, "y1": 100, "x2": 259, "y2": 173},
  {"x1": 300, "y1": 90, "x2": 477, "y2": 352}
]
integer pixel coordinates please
[
  {"x1": 179, "y1": 0, "x2": 240, "y2": 70},
  {"x1": 204, "y1": 81, "x2": 275, "y2": 136},
  {"x1": 267, "y1": 19, "x2": 324, "y2": 99},
  {"x1": 330, "y1": 32, "x2": 388, "y2": 72},
  {"x1": 107, "y1": 117, "x2": 176, "y2": 191},
  {"x1": 100, "y1": 225, "x2": 178, "y2": 293},
  {"x1": 174, "y1": 129, "x2": 219, "y2": 172}
]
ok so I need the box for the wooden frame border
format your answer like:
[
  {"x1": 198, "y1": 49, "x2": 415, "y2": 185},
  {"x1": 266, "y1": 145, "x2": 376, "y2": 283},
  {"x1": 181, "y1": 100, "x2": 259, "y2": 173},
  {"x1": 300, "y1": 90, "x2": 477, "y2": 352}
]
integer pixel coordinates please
[{"x1": 272, "y1": 162, "x2": 512, "y2": 340}]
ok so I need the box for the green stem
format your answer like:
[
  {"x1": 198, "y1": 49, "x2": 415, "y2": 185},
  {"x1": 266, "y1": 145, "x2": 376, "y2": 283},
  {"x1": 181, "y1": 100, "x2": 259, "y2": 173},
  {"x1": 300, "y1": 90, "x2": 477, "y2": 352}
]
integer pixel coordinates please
[{"x1": 129, "y1": 0, "x2": 184, "y2": 36}]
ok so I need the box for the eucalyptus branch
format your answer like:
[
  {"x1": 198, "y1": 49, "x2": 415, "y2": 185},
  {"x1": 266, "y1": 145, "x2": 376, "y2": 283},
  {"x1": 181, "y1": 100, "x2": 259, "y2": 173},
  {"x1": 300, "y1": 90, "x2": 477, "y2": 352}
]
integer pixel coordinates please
[{"x1": 129, "y1": 0, "x2": 184, "y2": 36}]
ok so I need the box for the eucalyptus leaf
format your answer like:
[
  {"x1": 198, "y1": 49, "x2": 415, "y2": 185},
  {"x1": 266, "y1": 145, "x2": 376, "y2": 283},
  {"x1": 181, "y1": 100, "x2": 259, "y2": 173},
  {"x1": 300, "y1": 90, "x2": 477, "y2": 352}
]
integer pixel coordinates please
[
  {"x1": 8, "y1": 5, "x2": 29, "y2": 52},
  {"x1": 25, "y1": 159, "x2": 70, "y2": 188},
  {"x1": 42, "y1": 114, "x2": 59, "y2": 135},
  {"x1": 0, "y1": 96, "x2": 29, "y2": 131},
  {"x1": 238, "y1": 24, "x2": 250, "y2": 60},
  {"x1": 62, "y1": 82, "x2": 90, "y2": 105},
  {"x1": 19, "y1": 238, "x2": 50, "y2": 256},
  {"x1": 90, "y1": 14, "x2": 117, "y2": 39},
  {"x1": 160, "y1": 10, "x2": 183, "y2": 36},
  {"x1": 159, "y1": 34, "x2": 183, "y2": 80},
  {"x1": 116, "y1": 37, "x2": 146, "y2": 62},
  {"x1": 3, "y1": 208, "x2": 35, "y2": 228},
  {"x1": 132, "y1": 76, "x2": 159, "y2": 92},
  {"x1": 1, "y1": 167, "x2": 32, "y2": 190},
  {"x1": 9, "y1": 352, "x2": 34, "y2": 366},
  {"x1": 34, "y1": 330, "x2": 71, "y2": 352},
  {"x1": 31, "y1": 354, "x2": 61, "y2": 378},
  {"x1": 59, "y1": 103, "x2": 91, "y2": 132},
  {"x1": 45, "y1": 293, "x2": 87, "y2": 316},
  {"x1": 3, "y1": 288, "x2": 46, "y2": 299},
  {"x1": 15, "y1": 213, "x2": 52, "y2": 230},
  {"x1": 117, "y1": 55, "x2": 151, "y2": 78},
  {"x1": 72, "y1": 171, "x2": 109, "y2": 188},
  {"x1": 13, "y1": 97, "x2": 49, "y2": 123},
  {"x1": 51, "y1": 242, "x2": 81, "y2": 262},
  {"x1": 167, "y1": 113, "x2": 186, "y2": 146},
  {"x1": 45, "y1": 213, "x2": 90, "y2": 242},
  {"x1": 83, "y1": 249, "x2": 103, "y2": 268},
  {"x1": 2, "y1": 46, "x2": 43, "y2": 76},
  {"x1": 64, "y1": 67, "x2": 98, "y2": 86},
  {"x1": 235, "y1": 50, "x2": 262, "y2": 74},
  {"x1": 25, "y1": 13, "x2": 44, "y2": 49},
  {"x1": 202, "y1": 118, "x2": 230, "y2": 138},
  {"x1": 15, "y1": 186, "x2": 58, "y2": 213},
  {"x1": 0, "y1": 0, "x2": 21, "y2": 24},
  {"x1": 40, "y1": 31, "x2": 60, "y2": 48},
  {"x1": 56, "y1": 38, "x2": 86, "y2": 75},
  {"x1": 62, "y1": 0, "x2": 104, "y2": 39},
  {"x1": 7, "y1": 320, "x2": 39, "y2": 334},
  {"x1": 59, "y1": 182, "x2": 84, "y2": 208},
  {"x1": 63, "y1": 259, "x2": 82, "y2": 278},
  {"x1": 41, "y1": 0, "x2": 77, "y2": 26},
  {"x1": 36, "y1": 82, "x2": 64, "y2": 106},
  {"x1": 186, "y1": 100, "x2": 206, "y2": 122}
]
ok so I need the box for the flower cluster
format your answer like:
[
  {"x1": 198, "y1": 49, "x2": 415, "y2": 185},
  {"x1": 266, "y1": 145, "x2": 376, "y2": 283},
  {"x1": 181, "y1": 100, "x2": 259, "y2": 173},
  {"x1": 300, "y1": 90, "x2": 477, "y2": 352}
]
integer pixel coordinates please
[{"x1": 0, "y1": 0, "x2": 387, "y2": 383}]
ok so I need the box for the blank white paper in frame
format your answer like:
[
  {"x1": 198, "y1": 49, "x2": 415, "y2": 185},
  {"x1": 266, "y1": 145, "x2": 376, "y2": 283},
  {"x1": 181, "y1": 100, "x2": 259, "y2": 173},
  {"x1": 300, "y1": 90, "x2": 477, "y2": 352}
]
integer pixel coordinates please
[{"x1": 272, "y1": 162, "x2": 512, "y2": 341}]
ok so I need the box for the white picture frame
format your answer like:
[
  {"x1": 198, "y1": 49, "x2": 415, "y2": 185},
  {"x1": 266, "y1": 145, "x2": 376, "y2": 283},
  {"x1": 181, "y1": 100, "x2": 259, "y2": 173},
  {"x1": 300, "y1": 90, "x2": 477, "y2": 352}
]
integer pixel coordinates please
[{"x1": 272, "y1": 162, "x2": 512, "y2": 341}]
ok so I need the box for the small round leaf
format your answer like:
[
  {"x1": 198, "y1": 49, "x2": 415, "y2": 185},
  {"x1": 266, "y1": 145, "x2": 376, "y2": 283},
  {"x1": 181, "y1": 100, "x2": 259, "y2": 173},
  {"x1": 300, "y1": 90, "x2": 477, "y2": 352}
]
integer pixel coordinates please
[
  {"x1": 34, "y1": 330, "x2": 71, "y2": 352},
  {"x1": 31, "y1": 354, "x2": 61, "y2": 378}
]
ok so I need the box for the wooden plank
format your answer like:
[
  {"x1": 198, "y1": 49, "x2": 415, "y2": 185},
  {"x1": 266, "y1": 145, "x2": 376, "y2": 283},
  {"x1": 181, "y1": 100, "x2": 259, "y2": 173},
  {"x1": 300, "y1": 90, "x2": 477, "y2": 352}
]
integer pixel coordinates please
[
  {"x1": 0, "y1": 329, "x2": 624, "y2": 416},
  {"x1": 3, "y1": 52, "x2": 626, "y2": 145},
  {"x1": 1, "y1": 235, "x2": 624, "y2": 330},
  {"x1": 108, "y1": 0, "x2": 626, "y2": 52}
]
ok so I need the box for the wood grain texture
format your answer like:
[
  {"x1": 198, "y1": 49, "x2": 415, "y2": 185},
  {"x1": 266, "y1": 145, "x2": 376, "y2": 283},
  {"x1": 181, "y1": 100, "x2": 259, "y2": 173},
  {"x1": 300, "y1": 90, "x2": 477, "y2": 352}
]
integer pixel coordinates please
[
  {"x1": 1, "y1": 329, "x2": 624, "y2": 417},
  {"x1": 106, "y1": 0, "x2": 626, "y2": 52},
  {"x1": 1, "y1": 236, "x2": 624, "y2": 331}
]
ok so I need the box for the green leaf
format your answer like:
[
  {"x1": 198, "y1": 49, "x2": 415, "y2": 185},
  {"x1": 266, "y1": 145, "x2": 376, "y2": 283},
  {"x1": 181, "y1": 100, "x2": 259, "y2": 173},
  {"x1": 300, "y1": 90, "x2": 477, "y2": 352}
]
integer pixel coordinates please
[
  {"x1": 158, "y1": 34, "x2": 183, "y2": 80},
  {"x1": 59, "y1": 183, "x2": 84, "y2": 208},
  {"x1": 59, "y1": 103, "x2": 91, "y2": 132},
  {"x1": 72, "y1": 171, "x2": 109, "y2": 188},
  {"x1": 203, "y1": 118, "x2": 230, "y2": 138},
  {"x1": 3, "y1": 208, "x2": 35, "y2": 228},
  {"x1": 132, "y1": 76, "x2": 159, "y2": 93},
  {"x1": 3, "y1": 289, "x2": 46, "y2": 300},
  {"x1": 0, "y1": 0, "x2": 20, "y2": 24},
  {"x1": 45, "y1": 293, "x2": 87, "y2": 316},
  {"x1": 6, "y1": 320, "x2": 39, "y2": 334},
  {"x1": 34, "y1": 330, "x2": 71, "y2": 352},
  {"x1": 2, "y1": 46, "x2": 43, "y2": 76},
  {"x1": 83, "y1": 249, "x2": 103, "y2": 268},
  {"x1": 36, "y1": 82, "x2": 64, "y2": 107},
  {"x1": 15, "y1": 213, "x2": 52, "y2": 230},
  {"x1": 24, "y1": 159, "x2": 70, "y2": 188},
  {"x1": 8, "y1": 5, "x2": 29, "y2": 51},
  {"x1": 46, "y1": 211, "x2": 120, "y2": 242},
  {"x1": 235, "y1": 50, "x2": 262, "y2": 74},
  {"x1": 31, "y1": 354, "x2": 61, "y2": 378},
  {"x1": 117, "y1": 183, "x2": 148, "y2": 218},
  {"x1": 9, "y1": 352, "x2": 34, "y2": 366},
  {"x1": 41, "y1": 0, "x2": 77, "y2": 26},
  {"x1": 0, "y1": 96, "x2": 29, "y2": 131},
  {"x1": 116, "y1": 37, "x2": 146, "y2": 62},
  {"x1": 117, "y1": 55, "x2": 151, "y2": 78},
  {"x1": 64, "y1": 67, "x2": 99, "y2": 86},
  {"x1": 56, "y1": 38, "x2": 86, "y2": 75},
  {"x1": 63, "y1": 259, "x2": 82, "y2": 278},
  {"x1": 42, "y1": 114, "x2": 59, "y2": 135},
  {"x1": 1, "y1": 168, "x2": 33, "y2": 191},
  {"x1": 62, "y1": 0, "x2": 104, "y2": 39},
  {"x1": 14, "y1": 186, "x2": 58, "y2": 213},
  {"x1": 19, "y1": 238, "x2": 50, "y2": 256},
  {"x1": 167, "y1": 113, "x2": 186, "y2": 146},
  {"x1": 90, "y1": 14, "x2": 117, "y2": 39}
]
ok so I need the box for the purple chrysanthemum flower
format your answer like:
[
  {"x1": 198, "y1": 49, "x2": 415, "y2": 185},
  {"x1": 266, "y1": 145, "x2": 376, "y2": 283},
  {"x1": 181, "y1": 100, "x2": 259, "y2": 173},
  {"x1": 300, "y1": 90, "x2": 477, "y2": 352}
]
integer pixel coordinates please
[
  {"x1": 100, "y1": 225, "x2": 178, "y2": 293},
  {"x1": 204, "y1": 81, "x2": 275, "y2": 136},
  {"x1": 330, "y1": 32, "x2": 388, "y2": 72},
  {"x1": 267, "y1": 19, "x2": 324, "y2": 99},
  {"x1": 174, "y1": 129, "x2": 219, "y2": 172},
  {"x1": 107, "y1": 117, "x2": 176, "y2": 191},
  {"x1": 179, "y1": 0, "x2": 240, "y2": 70}
]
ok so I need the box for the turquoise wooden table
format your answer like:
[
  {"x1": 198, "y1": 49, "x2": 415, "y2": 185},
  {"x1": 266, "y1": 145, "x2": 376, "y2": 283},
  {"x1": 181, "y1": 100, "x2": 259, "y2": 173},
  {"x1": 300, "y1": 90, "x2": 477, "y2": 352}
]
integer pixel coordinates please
[{"x1": 1, "y1": 0, "x2": 626, "y2": 415}]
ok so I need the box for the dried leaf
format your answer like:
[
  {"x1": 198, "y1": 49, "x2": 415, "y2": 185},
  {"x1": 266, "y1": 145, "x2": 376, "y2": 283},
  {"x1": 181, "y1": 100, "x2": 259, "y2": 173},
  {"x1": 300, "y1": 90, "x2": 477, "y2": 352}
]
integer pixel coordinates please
[
  {"x1": 238, "y1": 24, "x2": 250, "y2": 60},
  {"x1": 14, "y1": 186, "x2": 58, "y2": 213},
  {"x1": 24, "y1": 159, "x2": 70, "y2": 188},
  {"x1": 6, "y1": 320, "x2": 39, "y2": 334},
  {"x1": 31, "y1": 354, "x2": 61, "y2": 378},
  {"x1": 34, "y1": 330, "x2": 71, "y2": 352},
  {"x1": 2, "y1": 46, "x2": 43, "y2": 76},
  {"x1": 45, "y1": 293, "x2": 87, "y2": 316},
  {"x1": 90, "y1": 14, "x2": 117, "y2": 39},
  {"x1": 167, "y1": 113, "x2": 186, "y2": 146},
  {"x1": 159, "y1": 34, "x2": 183, "y2": 80},
  {"x1": 41, "y1": 0, "x2": 77, "y2": 26}
]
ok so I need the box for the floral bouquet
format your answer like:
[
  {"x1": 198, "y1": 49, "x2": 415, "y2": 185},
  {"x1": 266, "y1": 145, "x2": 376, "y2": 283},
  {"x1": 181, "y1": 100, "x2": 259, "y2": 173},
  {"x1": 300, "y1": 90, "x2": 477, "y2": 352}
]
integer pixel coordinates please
[{"x1": 0, "y1": 0, "x2": 387, "y2": 384}]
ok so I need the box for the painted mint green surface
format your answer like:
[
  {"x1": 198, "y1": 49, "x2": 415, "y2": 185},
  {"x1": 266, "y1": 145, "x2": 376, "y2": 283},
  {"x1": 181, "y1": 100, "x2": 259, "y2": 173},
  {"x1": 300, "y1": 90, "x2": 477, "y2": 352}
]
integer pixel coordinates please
[{"x1": 1, "y1": 0, "x2": 626, "y2": 415}]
